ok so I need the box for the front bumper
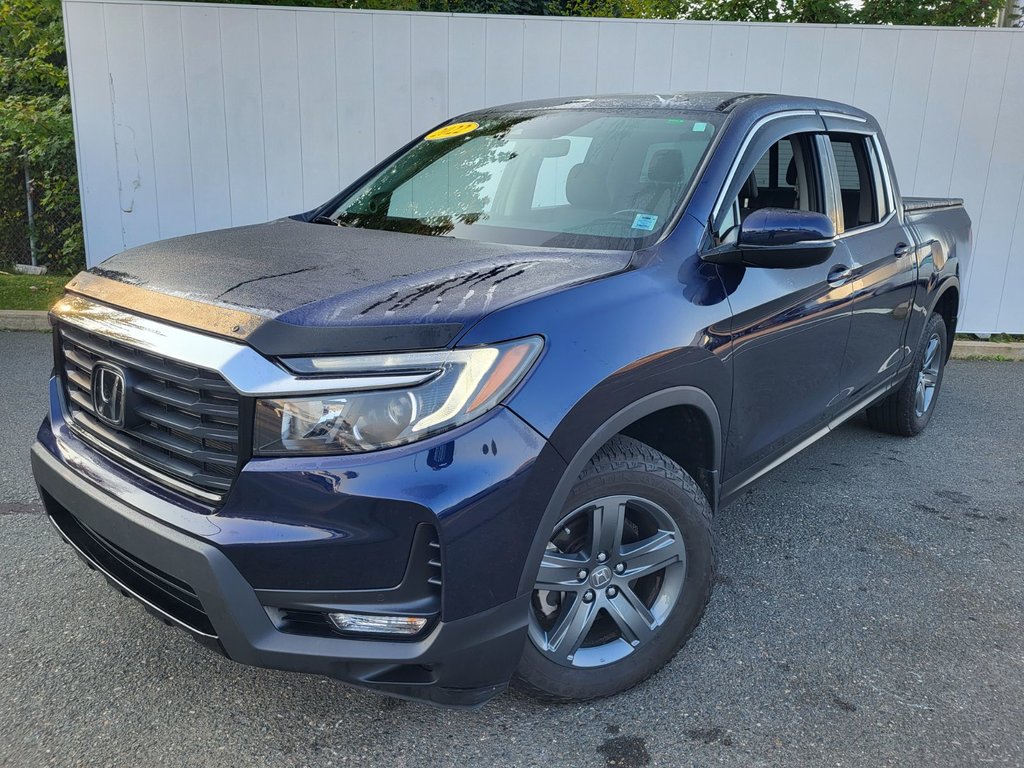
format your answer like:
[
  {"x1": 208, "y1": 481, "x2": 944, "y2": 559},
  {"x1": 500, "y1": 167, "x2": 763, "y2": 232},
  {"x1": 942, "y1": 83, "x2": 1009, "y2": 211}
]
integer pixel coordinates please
[
  {"x1": 33, "y1": 443, "x2": 530, "y2": 706},
  {"x1": 32, "y1": 377, "x2": 567, "y2": 707}
]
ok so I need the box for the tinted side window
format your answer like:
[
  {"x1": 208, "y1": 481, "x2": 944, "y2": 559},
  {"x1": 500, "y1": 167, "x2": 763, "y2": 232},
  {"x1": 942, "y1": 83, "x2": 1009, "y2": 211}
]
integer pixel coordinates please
[
  {"x1": 720, "y1": 134, "x2": 823, "y2": 241},
  {"x1": 751, "y1": 140, "x2": 794, "y2": 192},
  {"x1": 828, "y1": 134, "x2": 881, "y2": 230}
]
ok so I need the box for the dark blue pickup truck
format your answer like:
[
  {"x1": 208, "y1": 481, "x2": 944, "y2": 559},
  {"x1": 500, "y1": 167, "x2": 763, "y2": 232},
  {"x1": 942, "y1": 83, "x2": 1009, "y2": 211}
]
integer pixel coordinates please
[{"x1": 32, "y1": 93, "x2": 970, "y2": 707}]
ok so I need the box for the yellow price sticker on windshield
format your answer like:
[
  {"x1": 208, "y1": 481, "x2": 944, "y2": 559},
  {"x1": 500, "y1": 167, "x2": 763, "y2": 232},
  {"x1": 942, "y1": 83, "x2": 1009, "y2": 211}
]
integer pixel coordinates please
[{"x1": 425, "y1": 122, "x2": 479, "y2": 141}]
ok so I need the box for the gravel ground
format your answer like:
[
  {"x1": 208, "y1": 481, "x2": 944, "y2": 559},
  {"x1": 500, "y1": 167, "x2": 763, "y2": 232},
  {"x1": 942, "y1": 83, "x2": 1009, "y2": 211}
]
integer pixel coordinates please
[{"x1": 1, "y1": 329, "x2": 1022, "y2": 767}]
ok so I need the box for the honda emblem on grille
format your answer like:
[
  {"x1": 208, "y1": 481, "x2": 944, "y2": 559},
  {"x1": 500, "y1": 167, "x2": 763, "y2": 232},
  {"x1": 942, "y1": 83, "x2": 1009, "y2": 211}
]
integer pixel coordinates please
[{"x1": 91, "y1": 363, "x2": 126, "y2": 428}]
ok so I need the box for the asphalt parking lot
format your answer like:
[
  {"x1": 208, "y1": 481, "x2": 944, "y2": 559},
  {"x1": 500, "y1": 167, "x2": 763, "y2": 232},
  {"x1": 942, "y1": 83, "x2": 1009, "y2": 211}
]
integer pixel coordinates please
[{"x1": 1, "y1": 328, "x2": 1022, "y2": 768}]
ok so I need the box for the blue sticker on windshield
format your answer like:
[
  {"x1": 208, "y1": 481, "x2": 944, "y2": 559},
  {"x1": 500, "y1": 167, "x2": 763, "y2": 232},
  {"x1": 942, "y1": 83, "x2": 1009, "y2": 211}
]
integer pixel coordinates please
[
  {"x1": 692, "y1": 122, "x2": 708, "y2": 132},
  {"x1": 632, "y1": 213, "x2": 658, "y2": 231}
]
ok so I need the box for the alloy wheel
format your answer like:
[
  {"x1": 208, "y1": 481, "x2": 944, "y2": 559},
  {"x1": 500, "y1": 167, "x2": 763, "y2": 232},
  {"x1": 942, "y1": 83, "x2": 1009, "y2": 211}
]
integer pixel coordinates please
[
  {"x1": 528, "y1": 494, "x2": 686, "y2": 668},
  {"x1": 914, "y1": 332, "x2": 942, "y2": 418}
]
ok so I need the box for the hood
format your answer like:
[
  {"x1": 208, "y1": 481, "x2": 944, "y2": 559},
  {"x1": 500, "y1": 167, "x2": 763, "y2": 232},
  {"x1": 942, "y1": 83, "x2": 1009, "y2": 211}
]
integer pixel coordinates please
[{"x1": 77, "y1": 218, "x2": 632, "y2": 355}]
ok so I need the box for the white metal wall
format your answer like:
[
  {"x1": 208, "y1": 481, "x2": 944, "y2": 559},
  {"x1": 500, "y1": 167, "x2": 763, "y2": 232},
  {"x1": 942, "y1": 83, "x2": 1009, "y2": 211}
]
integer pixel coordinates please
[{"x1": 63, "y1": 0, "x2": 1024, "y2": 332}]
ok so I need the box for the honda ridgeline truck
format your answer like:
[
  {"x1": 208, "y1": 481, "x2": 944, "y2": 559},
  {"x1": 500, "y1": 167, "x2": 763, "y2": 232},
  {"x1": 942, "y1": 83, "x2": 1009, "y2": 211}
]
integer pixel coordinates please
[{"x1": 32, "y1": 93, "x2": 971, "y2": 706}]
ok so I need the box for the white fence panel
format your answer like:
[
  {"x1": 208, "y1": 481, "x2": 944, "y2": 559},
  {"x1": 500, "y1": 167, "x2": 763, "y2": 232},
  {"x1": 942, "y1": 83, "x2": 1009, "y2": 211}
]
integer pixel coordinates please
[{"x1": 63, "y1": 0, "x2": 1024, "y2": 332}]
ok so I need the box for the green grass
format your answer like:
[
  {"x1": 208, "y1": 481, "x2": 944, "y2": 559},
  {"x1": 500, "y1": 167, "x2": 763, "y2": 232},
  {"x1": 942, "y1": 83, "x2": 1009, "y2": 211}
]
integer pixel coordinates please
[{"x1": 0, "y1": 272, "x2": 69, "y2": 311}]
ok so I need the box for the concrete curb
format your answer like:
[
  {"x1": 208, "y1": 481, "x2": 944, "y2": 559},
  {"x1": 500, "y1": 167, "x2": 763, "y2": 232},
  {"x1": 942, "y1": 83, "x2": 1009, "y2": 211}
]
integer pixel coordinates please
[
  {"x1": 0, "y1": 309, "x2": 1021, "y2": 360},
  {"x1": 950, "y1": 340, "x2": 1024, "y2": 361},
  {"x1": 0, "y1": 310, "x2": 50, "y2": 332}
]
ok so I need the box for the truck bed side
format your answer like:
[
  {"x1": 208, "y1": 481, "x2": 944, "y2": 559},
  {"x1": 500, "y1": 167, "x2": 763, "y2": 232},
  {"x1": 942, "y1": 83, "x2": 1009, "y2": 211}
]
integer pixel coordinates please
[{"x1": 903, "y1": 199, "x2": 972, "y2": 351}]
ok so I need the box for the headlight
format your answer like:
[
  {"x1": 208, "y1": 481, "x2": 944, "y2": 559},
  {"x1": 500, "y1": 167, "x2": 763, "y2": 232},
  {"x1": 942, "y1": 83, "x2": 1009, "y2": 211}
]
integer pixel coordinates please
[{"x1": 253, "y1": 337, "x2": 543, "y2": 455}]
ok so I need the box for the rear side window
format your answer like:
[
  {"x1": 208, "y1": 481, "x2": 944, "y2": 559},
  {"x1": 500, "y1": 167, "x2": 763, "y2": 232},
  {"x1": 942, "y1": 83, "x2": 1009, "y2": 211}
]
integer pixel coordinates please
[{"x1": 828, "y1": 134, "x2": 884, "y2": 231}]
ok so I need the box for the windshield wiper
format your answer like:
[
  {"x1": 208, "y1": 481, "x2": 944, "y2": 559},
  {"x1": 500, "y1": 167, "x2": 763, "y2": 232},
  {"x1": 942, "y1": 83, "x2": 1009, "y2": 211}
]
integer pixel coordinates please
[{"x1": 311, "y1": 215, "x2": 347, "y2": 227}]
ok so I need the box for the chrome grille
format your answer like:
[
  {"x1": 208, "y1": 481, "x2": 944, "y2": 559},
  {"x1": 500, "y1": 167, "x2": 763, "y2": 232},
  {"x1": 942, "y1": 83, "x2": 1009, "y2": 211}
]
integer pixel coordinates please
[{"x1": 57, "y1": 322, "x2": 241, "y2": 500}]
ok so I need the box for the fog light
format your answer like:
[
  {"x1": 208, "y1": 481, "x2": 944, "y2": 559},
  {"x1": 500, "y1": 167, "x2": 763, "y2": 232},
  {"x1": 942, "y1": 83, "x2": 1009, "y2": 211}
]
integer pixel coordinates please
[{"x1": 327, "y1": 612, "x2": 429, "y2": 636}]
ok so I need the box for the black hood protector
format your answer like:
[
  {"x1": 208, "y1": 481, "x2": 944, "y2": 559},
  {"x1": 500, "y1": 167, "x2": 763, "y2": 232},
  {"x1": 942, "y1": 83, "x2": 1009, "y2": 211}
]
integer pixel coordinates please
[{"x1": 82, "y1": 219, "x2": 631, "y2": 355}]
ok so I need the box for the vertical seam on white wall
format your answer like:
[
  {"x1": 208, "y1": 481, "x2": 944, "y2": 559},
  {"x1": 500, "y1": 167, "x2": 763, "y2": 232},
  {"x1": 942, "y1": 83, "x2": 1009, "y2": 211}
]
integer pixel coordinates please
[
  {"x1": 333, "y1": 16, "x2": 341, "y2": 192},
  {"x1": 446, "y1": 17, "x2": 453, "y2": 114},
  {"x1": 408, "y1": 15, "x2": 414, "y2": 143},
  {"x1": 909, "y1": 32, "x2": 941, "y2": 194},
  {"x1": 370, "y1": 15, "x2": 377, "y2": 162},
  {"x1": 556, "y1": 20, "x2": 563, "y2": 96},
  {"x1": 100, "y1": 4, "x2": 125, "y2": 250},
  {"x1": 444, "y1": 16, "x2": 451, "y2": 114},
  {"x1": 177, "y1": 6, "x2": 198, "y2": 232},
  {"x1": 256, "y1": 10, "x2": 269, "y2": 220},
  {"x1": 293, "y1": 11, "x2": 306, "y2": 210},
  {"x1": 879, "y1": 29, "x2": 901, "y2": 130},
  {"x1": 945, "y1": 31, "x2": 978, "y2": 198},
  {"x1": 483, "y1": 17, "x2": 490, "y2": 103},
  {"x1": 629, "y1": 22, "x2": 637, "y2": 91},
  {"x1": 593, "y1": 24, "x2": 599, "y2": 93},
  {"x1": 448, "y1": 16, "x2": 456, "y2": 114},
  {"x1": 812, "y1": 26, "x2": 827, "y2": 97},
  {"x1": 960, "y1": 36, "x2": 1012, "y2": 329},
  {"x1": 993, "y1": 174, "x2": 1024, "y2": 331},
  {"x1": 216, "y1": 9, "x2": 234, "y2": 225},
  {"x1": 139, "y1": 6, "x2": 162, "y2": 240},
  {"x1": 740, "y1": 27, "x2": 751, "y2": 91},
  {"x1": 519, "y1": 19, "x2": 526, "y2": 100},
  {"x1": 849, "y1": 29, "x2": 864, "y2": 102},
  {"x1": 778, "y1": 26, "x2": 789, "y2": 93},
  {"x1": 667, "y1": 24, "x2": 678, "y2": 92},
  {"x1": 702, "y1": 28, "x2": 710, "y2": 89},
  {"x1": 991, "y1": 35, "x2": 1024, "y2": 331}
]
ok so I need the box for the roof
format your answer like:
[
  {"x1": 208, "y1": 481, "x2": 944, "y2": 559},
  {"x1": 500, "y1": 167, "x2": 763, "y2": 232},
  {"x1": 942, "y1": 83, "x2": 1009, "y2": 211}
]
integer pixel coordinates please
[{"x1": 465, "y1": 92, "x2": 874, "y2": 123}]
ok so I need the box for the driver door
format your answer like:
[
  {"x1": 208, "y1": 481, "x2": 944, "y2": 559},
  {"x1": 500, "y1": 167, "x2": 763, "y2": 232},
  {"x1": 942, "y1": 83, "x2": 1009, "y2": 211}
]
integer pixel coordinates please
[{"x1": 714, "y1": 116, "x2": 855, "y2": 494}]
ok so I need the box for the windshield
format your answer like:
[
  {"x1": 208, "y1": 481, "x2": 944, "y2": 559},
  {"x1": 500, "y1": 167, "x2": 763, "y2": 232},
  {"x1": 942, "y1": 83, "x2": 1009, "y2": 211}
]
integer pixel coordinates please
[{"x1": 320, "y1": 109, "x2": 721, "y2": 250}]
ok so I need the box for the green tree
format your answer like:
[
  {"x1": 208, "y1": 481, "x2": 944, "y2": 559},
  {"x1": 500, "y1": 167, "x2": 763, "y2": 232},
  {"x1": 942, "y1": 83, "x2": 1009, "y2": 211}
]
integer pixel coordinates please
[
  {"x1": 0, "y1": 0, "x2": 82, "y2": 272},
  {"x1": 789, "y1": 0, "x2": 853, "y2": 23},
  {"x1": 857, "y1": 0, "x2": 1001, "y2": 25}
]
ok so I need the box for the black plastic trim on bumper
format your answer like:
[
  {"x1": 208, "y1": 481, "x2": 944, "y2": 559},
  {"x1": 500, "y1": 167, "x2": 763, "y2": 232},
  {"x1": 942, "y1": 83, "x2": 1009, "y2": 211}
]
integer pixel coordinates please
[
  {"x1": 47, "y1": 502, "x2": 219, "y2": 639},
  {"x1": 31, "y1": 442, "x2": 529, "y2": 707}
]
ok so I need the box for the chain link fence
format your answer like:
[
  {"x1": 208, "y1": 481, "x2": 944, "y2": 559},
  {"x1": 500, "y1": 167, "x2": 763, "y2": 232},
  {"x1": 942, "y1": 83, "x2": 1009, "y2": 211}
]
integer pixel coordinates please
[{"x1": 0, "y1": 153, "x2": 84, "y2": 275}]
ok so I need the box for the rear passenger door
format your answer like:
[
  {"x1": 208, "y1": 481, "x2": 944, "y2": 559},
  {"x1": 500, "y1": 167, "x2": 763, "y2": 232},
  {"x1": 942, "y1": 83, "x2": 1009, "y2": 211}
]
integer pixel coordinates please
[
  {"x1": 821, "y1": 118, "x2": 919, "y2": 402},
  {"x1": 711, "y1": 113, "x2": 854, "y2": 489}
]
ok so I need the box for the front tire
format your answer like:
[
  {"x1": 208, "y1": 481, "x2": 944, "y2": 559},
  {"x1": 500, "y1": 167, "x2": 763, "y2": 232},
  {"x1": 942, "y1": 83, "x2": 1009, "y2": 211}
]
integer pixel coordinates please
[
  {"x1": 513, "y1": 435, "x2": 715, "y2": 703},
  {"x1": 867, "y1": 312, "x2": 948, "y2": 436}
]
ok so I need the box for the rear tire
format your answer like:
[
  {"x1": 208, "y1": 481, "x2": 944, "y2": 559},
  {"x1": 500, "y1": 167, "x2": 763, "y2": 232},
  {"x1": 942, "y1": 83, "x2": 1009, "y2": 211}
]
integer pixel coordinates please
[
  {"x1": 867, "y1": 312, "x2": 947, "y2": 436},
  {"x1": 512, "y1": 435, "x2": 715, "y2": 703}
]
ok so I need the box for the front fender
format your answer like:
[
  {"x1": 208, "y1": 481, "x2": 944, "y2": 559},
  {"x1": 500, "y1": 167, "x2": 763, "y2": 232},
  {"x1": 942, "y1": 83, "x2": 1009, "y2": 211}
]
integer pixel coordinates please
[{"x1": 511, "y1": 384, "x2": 724, "y2": 598}]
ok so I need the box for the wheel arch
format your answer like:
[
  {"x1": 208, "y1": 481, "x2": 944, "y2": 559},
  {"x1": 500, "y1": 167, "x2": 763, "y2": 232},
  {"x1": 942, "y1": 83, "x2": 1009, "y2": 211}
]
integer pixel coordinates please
[
  {"x1": 930, "y1": 277, "x2": 960, "y2": 360},
  {"x1": 515, "y1": 387, "x2": 722, "y2": 597}
]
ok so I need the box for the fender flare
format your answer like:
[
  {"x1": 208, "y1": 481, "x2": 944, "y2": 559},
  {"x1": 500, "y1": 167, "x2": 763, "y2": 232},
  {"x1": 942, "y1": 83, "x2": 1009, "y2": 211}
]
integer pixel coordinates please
[
  {"x1": 515, "y1": 386, "x2": 722, "y2": 597},
  {"x1": 927, "y1": 275, "x2": 961, "y2": 361},
  {"x1": 929, "y1": 275, "x2": 961, "y2": 317}
]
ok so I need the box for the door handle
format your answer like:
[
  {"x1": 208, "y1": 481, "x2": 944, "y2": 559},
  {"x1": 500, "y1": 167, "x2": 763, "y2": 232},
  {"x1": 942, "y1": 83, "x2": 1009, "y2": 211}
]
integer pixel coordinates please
[
  {"x1": 894, "y1": 242, "x2": 910, "y2": 257},
  {"x1": 827, "y1": 264, "x2": 853, "y2": 286}
]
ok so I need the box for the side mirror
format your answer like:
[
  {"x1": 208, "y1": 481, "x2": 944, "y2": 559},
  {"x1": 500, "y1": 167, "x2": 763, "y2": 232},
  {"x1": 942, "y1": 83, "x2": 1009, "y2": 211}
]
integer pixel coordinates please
[{"x1": 703, "y1": 208, "x2": 836, "y2": 269}]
